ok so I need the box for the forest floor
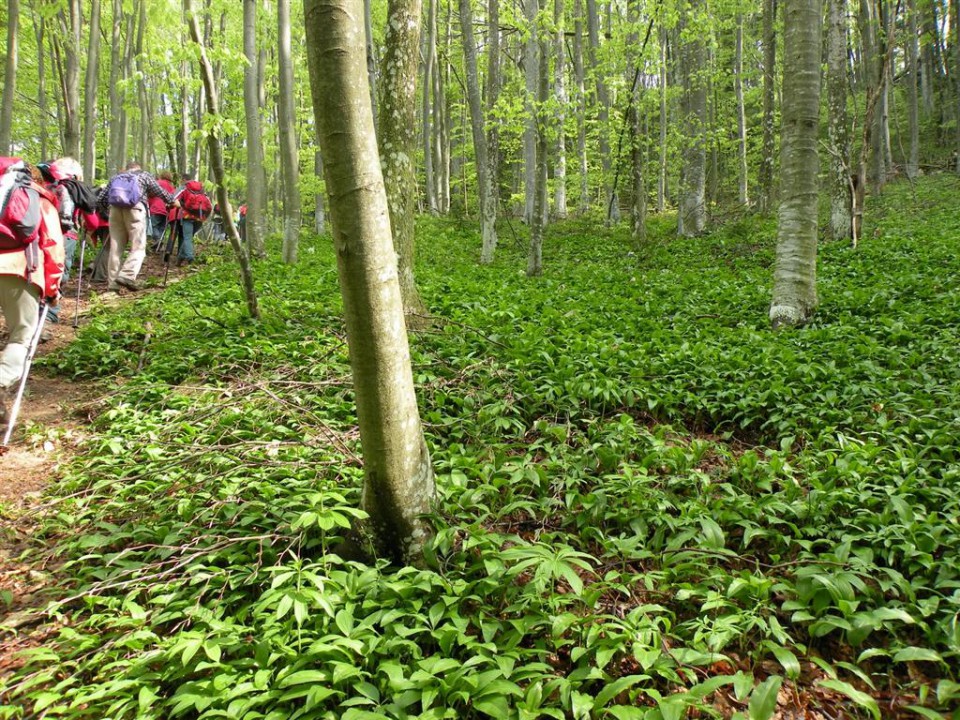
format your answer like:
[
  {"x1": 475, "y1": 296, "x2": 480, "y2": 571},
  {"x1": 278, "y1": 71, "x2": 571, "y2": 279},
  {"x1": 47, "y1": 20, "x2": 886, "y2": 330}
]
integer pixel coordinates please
[{"x1": 0, "y1": 248, "x2": 196, "y2": 679}]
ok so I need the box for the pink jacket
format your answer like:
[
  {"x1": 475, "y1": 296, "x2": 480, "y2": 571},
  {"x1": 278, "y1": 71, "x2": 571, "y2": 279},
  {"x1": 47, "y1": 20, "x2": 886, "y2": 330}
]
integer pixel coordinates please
[{"x1": 0, "y1": 185, "x2": 66, "y2": 299}]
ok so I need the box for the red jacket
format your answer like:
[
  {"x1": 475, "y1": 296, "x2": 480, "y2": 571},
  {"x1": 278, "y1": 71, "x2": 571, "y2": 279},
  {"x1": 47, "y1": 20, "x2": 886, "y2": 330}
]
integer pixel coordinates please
[
  {"x1": 0, "y1": 183, "x2": 66, "y2": 299},
  {"x1": 149, "y1": 179, "x2": 175, "y2": 216}
]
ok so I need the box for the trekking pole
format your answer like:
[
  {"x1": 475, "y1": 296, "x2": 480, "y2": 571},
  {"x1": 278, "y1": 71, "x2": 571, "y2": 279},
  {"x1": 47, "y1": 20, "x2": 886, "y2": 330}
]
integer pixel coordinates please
[
  {"x1": 163, "y1": 220, "x2": 180, "y2": 288},
  {"x1": 1, "y1": 302, "x2": 50, "y2": 448},
  {"x1": 72, "y1": 230, "x2": 87, "y2": 328}
]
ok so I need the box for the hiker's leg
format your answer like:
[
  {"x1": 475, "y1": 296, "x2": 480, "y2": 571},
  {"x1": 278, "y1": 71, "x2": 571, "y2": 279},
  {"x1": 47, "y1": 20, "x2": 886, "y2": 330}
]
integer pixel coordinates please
[
  {"x1": 0, "y1": 277, "x2": 40, "y2": 389},
  {"x1": 118, "y1": 205, "x2": 148, "y2": 282},
  {"x1": 178, "y1": 220, "x2": 196, "y2": 262},
  {"x1": 106, "y1": 207, "x2": 130, "y2": 287}
]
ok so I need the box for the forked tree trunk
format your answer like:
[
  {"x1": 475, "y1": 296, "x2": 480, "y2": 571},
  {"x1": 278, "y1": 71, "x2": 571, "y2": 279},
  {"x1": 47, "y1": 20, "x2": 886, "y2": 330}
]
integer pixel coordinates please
[
  {"x1": 243, "y1": 0, "x2": 267, "y2": 257},
  {"x1": 278, "y1": 0, "x2": 301, "y2": 264},
  {"x1": 459, "y1": 0, "x2": 498, "y2": 263},
  {"x1": 304, "y1": 0, "x2": 436, "y2": 566},
  {"x1": 185, "y1": 0, "x2": 260, "y2": 321},
  {"x1": 770, "y1": 0, "x2": 822, "y2": 329},
  {"x1": 379, "y1": 0, "x2": 427, "y2": 312}
]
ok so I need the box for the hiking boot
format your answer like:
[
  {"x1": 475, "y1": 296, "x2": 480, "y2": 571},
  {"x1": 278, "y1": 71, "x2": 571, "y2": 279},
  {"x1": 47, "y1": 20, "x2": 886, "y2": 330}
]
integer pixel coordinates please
[
  {"x1": 115, "y1": 277, "x2": 142, "y2": 292},
  {"x1": 40, "y1": 328, "x2": 53, "y2": 343}
]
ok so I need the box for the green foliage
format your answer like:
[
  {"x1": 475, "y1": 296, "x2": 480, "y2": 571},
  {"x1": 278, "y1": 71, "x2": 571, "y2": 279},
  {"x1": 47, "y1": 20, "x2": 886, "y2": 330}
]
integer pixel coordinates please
[{"x1": 5, "y1": 177, "x2": 960, "y2": 718}]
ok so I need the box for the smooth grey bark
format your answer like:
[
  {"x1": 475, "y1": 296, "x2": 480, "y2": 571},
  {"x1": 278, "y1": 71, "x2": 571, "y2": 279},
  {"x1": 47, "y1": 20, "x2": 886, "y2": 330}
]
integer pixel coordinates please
[
  {"x1": 527, "y1": 0, "x2": 548, "y2": 277},
  {"x1": 860, "y1": 0, "x2": 886, "y2": 188},
  {"x1": 364, "y1": 0, "x2": 378, "y2": 129},
  {"x1": 34, "y1": 11, "x2": 48, "y2": 161},
  {"x1": 626, "y1": 0, "x2": 644, "y2": 242},
  {"x1": 185, "y1": 0, "x2": 259, "y2": 321},
  {"x1": 919, "y1": 1, "x2": 935, "y2": 115},
  {"x1": 486, "y1": 0, "x2": 501, "y2": 216},
  {"x1": 422, "y1": 0, "x2": 437, "y2": 213},
  {"x1": 108, "y1": 0, "x2": 124, "y2": 173},
  {"x1": 573, "y1": 0, "x2": 589, "y2": 213},
  {"x1": 677, "y1": 0, "x2": 706, "y2": 236},
  {"x1": 243, "y1": 0, "x2": 267, "y2": 258},
  {"x1": 379, "y1": 0, "x2": 427, "y2": 312},
  {"x1": 523, "y1": 0, "x2": 539, "y2": 225},
  {"x1": 82, "y1": 0, "x2": 100, "y2": 181},
  {"x1": 906, "y1": 0, "x2": 920, "y2": 179},
  {"x1": 734, "y1": 14, "x2": 748, "y2": 206},
  {"x1": 955, "y1": 0, "x2": 960, "y2": 174},
  {"x1": 178, "y1": 1, "x2": 189, "y2": 175},
  {"x1": 770, "y1": 0, "x2": 821, "y2": 329},
  {"x1": 459, "y1": 0, "x2": 498, "y2": 263},
  {"x1": 0, "y1": 0, "x2": 18, "y2": 154},
  {"x1": 304, "y1": 0, "x2": 436, "y2": 566},
  {"x1": 58, "y1": 0, "x2": 82, "y2": 158},
  {"x1": 586, "y1": 0, "x2": 617, "y2": 222},
  {"x1": 553, "y1": 0, "x2": 567, "y2": 219},
  {"x1": 657, "y1": 22, "x2": 667, "y2": 212},
  {"x1": 827, "y1": 0, "x2": 853, "y2": 241},
  {"x1": 758, "y1": 0, "x2": 776, "y2": 213},
  {"x1": 278, "y1": 0, "x2": 302, "y2": 264}
]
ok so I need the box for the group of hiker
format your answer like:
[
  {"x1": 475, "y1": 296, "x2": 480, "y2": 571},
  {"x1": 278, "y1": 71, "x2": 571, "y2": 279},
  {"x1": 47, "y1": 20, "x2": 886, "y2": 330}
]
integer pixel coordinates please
[{"x1": 0, "y1": 156, "x2": 216, "y2": 438}]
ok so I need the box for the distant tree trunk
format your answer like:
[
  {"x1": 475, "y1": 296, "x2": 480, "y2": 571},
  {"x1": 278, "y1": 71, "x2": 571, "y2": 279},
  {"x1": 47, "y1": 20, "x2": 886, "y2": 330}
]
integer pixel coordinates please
[
  {"x1": 770, "y1": 0, "x2": 821, "y2": 329},
  {"x1": 658, "y1": 22, "x2": 667, "y2": 211},
  {"x1": 314, "y1": 150, "x2": 325, "y2": 234},
  {"x1": 108, "y1": 0, "x2": 124, "y2": 172},
  {"x1": 902, "y1": 0, "x2": 918, "y2": 179},
  {"x1": 574, "y1": 0, "x2": 589, "y2": 213},
  {"x1": 553, "y1": 0, "x2": 567, "y2": 219},
  {"x1": 955, "y1": 0, "x2": 960, "y2": 174},
  {"x1": 185, "y1": 0, "x2": 260, "y2": 321},
  {"x1": 735, "y1": 14, "x2": 748, "y2": 206},
  {"x1": 243, "y1": 0, "x2": 267, "y2": 257},
  {"x1": 528, "y1": 0, "x2": 549, "y2": 276},
  {"x1": 827, "y1": 0, "x2": 853, "y2": 241},
  {"x1": 422, "y1": 0, "x2": 437, "y2": 213},
  {"x1": 919, "y1": 0, "x2": 935, "y2": 115},
  {"x1": 860, "y1": 0, "x2": 886, "y2": 188},
  {"x1": 178, "y1": 1, "x2": 189, "y2": 175},
  {"x1": 523, "y1": 0, "x2": 539, "y2": 224},
  {"x1": 304, "y1": 0, "x2": 436, "y2": 566},
  {"x1": 459, "y1": 0, "x2": 498, "y2": 263},
  {"x1": 677, "y1": 0, "x2": 706, "y2": 236},
  {"x1": 380, "y1": 0, "x2": 427, "y2": 313},
  {"x1": 758, "y1": 0, "x2": 777, "y2": 213},
  {"x1": 57, "y1": 0, "x2": 82, "y2": 158},
  {"x1": 83, "y1": 0, "x2": 101, "y2": 181},
  {"x1": 587, "y1": 0, "x2": 617, "y2": 222},
  {"x1": 278, "y1": 0, "x2": 301, "y2": 264},
  {"x1": 626, "y1": 0, "x2": 645, "y2": 242},
  {"x1": 486, "y1": 0, "x2": 502, "y2": 215},
  {"x1": 0, "y1": 0, "x2": 18, "y2": 154},
  {"x1": 34, "y1": 12, "x2": 48, "y2": 161}
]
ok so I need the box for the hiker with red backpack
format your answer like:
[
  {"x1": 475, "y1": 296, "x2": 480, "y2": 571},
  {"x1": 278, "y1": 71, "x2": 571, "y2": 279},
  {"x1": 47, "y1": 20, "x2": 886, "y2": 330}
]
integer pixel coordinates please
[
  {"x1": 148, "y1": 170, "x2": 176, "y2": 250},
  {"x1": 96, "y1": 162, "x2": 179, "y2": 292},
  {"x1": 166, "y1": 172, "x2": 211, "y2": 267},
  {"x1": 0, "y1": 159, "x2": 66, "y2": 430}
]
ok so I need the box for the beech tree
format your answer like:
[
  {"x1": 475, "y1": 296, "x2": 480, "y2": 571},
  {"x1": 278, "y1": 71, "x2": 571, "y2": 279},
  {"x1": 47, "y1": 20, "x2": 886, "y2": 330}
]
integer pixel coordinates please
[
  {"x1": 0, "y1": 0, "x2": 20, "y2": 154},
  {"x1": 278, "y1": 0, "x2": 301, "y2": 264},
  {"x1": 770, "y1": 0, "x2": 821, "y2": 329},
  {"x1": 243, "y1": 0, "x2": 267, "y2": 258},
  {"x1": 304, "y1": 0, "x2": 436, "y2": 565}
]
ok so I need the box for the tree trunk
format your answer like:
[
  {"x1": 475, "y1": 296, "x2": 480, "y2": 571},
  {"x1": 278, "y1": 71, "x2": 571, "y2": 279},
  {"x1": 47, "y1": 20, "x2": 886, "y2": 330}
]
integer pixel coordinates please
[
  {"x1": 185, "y1": 0, "x2": 260, "y2": 322},
  {"x1": 827, "y1": 0, "x2": 853, "y2": 241},
  {"x1": 57, "y1": 0, "x2": 82, "y2": 158},
  {"x1": 657, "y1": 21, "x2": 667, "y2": 212},
  {"x1": 108, "y1": 0, "x2": 124, "y2": 173},
  {"x1": 314, "y1": 149, "x2": 325, "y2": 234},
  {"x1": 528, "y1": 0, "x2": 549, "y2": 277},
  {"x1": 364, "y1": 0, "x2": 378, "y2": 129},
  {"x1": 422, "y1": 0, "x2": 437, "y2": 214},
  {"x1": 82, "y1": 0, "x2": 101, "y2": 182},
  {"x1": 34, "y1": 11, "x2": 48, "y2": 161},
  {"x1": 735, "y1": 14, "x2": 748, "y2": 206},
  {"x1": 860, "y1": 0, "x2": 886, "y2": 188},
  {"x1": 0, "y1": 0, "x2": 18, "y2": 154},
  {"x1": 459, "y1": 0, "x2": 498, "y2": 263},
  {"x1": 523, "y1": 0, "x2": 539, "y2": 224},
  {"x1": 677, "y1": 0, "x2": 706, "y2": 236},
  {"x1": 770, "y1": 0, "x2": 821, "y2": 329},
  {"x1": 955, "y1": 0, "x2": 960, "y2": 174},
  {"x1": 486, "y1": 0, "x2": 502, "y2": 216},
  {"x1": 626, "y1": 0, "x2": 644, "y2": 242},
  {"x1": 758, "y1": 0, "x2": 777, "y2": 213},
  {"x1": 278, "y1": 0, "x2": 301, "y2": 264},
  {"x1": 553, "y1": 0, "x2": 567, "y2": 219},
  {"x1": 574, "y1": 0, "x2": 589, "y2": 213},
  {"x1": 243, "y1": 0, "x2": 267, "y2": 258},
  {"x1": 586, "y1": 0, "x2": 617, "y2": 222},
  {"x1": 380, "y1": 0, "x2": 427, "y2": 312},
  {"x1": 905, "y1": 0, "x2": 920, "y2": 179},
  {"x1": 304, "y1": 0, "x2": 436, "y2": 566}
]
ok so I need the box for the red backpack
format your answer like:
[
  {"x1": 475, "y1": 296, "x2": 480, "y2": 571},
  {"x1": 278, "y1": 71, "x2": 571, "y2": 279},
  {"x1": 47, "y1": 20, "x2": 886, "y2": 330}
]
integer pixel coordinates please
[
  {"x1": 0, "y1": 158, "x2": 42, "y2": 251},
  {"x1": 182, "y1": 181, "x2": 213, "y2": 221}
]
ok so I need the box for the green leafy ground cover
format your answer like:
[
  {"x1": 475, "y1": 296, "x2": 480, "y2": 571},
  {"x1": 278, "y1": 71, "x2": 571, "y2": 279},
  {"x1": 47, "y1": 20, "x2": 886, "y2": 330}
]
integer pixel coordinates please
[{"x1": 3, "y1": 176, "x2": 960, "y2": 718}]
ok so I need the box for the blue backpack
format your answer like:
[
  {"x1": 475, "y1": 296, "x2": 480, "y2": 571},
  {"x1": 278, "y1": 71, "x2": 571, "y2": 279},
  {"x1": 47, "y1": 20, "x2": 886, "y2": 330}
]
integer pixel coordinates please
[{"x1": 107, "y1": 172, "x2": 143, "y2": 208}]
